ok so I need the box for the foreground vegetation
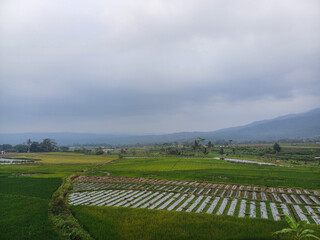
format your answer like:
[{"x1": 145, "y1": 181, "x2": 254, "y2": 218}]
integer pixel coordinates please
[
  {"x1": 0, "y1": 152, "x2": 115, "y2": 240},
  {"x1": 72, "y1": 206, "x2": 297, "y2": 240},
  {"x1": 0, "y1": 177, "x2": 61, "y2": 239},
  {"x1": 274, "y1": 215, "x2": 320, "y2": 240},
  {"x1": 49, "y1": 175, "x2": 93, "y2": 240}
]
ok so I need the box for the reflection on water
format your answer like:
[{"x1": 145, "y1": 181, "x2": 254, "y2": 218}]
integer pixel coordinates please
[
  {"x1": 0, "y1": 158, "x2": 35, "y2": 165},
  {"x1": 213, "y1": 157, "x2": 283, "y2": 166}
]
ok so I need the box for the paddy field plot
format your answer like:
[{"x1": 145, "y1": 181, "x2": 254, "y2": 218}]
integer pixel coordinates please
[
  {"x1": 1, "y1": 153, "x2": 320, "y2": 240},
  {"x1": 98, "y1": 156, "x2": 320, "y2": 189},
  {"x1": 0, "y1": 177, "x2": 62, "y2": 240},
  {"x1": 69, "y1": 177, "x2": 320, "y2": 225}
]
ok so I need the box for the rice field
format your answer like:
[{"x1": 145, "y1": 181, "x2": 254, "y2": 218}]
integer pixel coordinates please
[
  {"x1": 98, "y1": 156, "x2": 320, "y2": 189},
  {"x1": 0, "y1": 177, "x2": 62, "y2": 240},
  {"x1": 1, "y1": 152, "x2": 319, "y2": 239},
  {"x1": 69, "y1": 177, "x2": 320, "y2": 225}
]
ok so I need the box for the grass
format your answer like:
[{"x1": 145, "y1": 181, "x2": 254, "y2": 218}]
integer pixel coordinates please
[
  {"x1": 0, "y1": 176, "x2": 61, "y2": 198},
  {"x1": 0, "y1": 152, "x2": 116, "y2": 178},
  {"x1": 0, "y1": 164, "x2": 95, "y2": 178},
  {"x1": 98, "y1": 157, "x2": 320, "y2": 189},
  {"x1": 48, "y1": 175, "x2": 94, "y2": 240},
  {"x1": 71, "y1": 205, "x2": 307, "y2": 240},
  {"x1": 0, "y1": 176, "x2": 62, "y2": 240},
  {"x1": 0, "y1": 152, "x2": 116, "y2": 240},
  {"x1": 0, "y1": 194, "x2": 59, "y2": 240}
]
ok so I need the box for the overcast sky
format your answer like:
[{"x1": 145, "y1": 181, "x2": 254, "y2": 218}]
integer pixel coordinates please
[{"x1": 1, "y1": 0, "x2": 320, "y2": 134}]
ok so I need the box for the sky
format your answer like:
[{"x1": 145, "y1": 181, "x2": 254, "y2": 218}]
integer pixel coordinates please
[{"x1": 1, "y1": 0, "x2": 320, "y2": 134}]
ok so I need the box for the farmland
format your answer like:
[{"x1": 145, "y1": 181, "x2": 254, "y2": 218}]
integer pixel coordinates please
[
  {"x1": 3, "y1": 1, "x2": 320, "y2": 239},
  {"x1": 0, "y1": 177, "x2": 61, "y2": 239},
  {"x1": 0, "y1": 149, "x2": 319, "y2": 239},
  {"x1": 98, "y1": 157, "x2": 320, "y2": 189},
  {"x1": 69, "y1": 178, "x2": 320, "y2": 222}
]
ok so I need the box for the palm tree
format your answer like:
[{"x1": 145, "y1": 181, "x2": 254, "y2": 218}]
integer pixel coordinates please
[
  {"x1": 27, "y1": 139, "x2": 32, "y2": 153},
  {"x1": 273, "y1": 215, "x2": 319, "y2": 240}
]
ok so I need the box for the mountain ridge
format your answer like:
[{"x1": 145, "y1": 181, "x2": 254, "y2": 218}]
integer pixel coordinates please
[{"x1": 1, "y1": 108, "x2": 319, "y2": 145}]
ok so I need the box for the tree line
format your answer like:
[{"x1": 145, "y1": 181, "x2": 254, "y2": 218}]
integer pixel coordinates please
[{"x1": 0, "y1": 138, "x2": 65, "y2": 153}]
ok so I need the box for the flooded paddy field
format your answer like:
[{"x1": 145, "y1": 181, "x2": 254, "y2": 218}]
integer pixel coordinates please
[{"x1": 0, "y1": 158, "x2": 35, "y2": 165}]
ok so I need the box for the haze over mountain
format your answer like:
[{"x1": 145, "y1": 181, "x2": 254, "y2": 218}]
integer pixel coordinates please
[{"x1": 1, "y1": 108, "x2": 319, "y2": 146}]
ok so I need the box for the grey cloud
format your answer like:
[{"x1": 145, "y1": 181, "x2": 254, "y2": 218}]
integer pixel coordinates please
[{"x1": 1, "y1": 0, "x2": 320, "y2": 133}]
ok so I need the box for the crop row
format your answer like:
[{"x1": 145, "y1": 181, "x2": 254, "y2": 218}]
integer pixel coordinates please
[
  {"x1": 73, "y1": 182, "x2": 320, "y2": 205},
  {"x1": 68, "y1": 189, "x2": 320, "y2": 225},
  {"x1": 74, "y1": 176, "x2": 320, "y2": 195}
]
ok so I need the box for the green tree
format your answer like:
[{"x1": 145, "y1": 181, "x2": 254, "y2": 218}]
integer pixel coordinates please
[
  {"x1": 95, "y1": 147, "x2": 104, "y2": 155},
  {"x1": 0, "y1": 144, "x2": 13, "y2": 151},
  {"x1": 40, "y1": 138, "x2": 57, "y2": 152},
  {"x1": 192, "y1": 137, "x2": 205, "y2": 151},
  {"x1": 219, "y1": 147, "x2": 224, "y2": 155},
  {"x1": 30, "y1": 142, "x2": 41, "y2": 152},
  {"x1": 232, "y1": 148, "x2": 236, "y2": 154},
  {"x1": 207, "y1": 141, "x2": 214, "y2": 149},
  {"x1": 202, "y1": 147, "x2": 209, "y2": 155},
  {"x1": 59, "y1": 146, "x2": 69, "y2": 152},
  {"x1": 273, "y1": 142, "x2": 281, "y2": 153},
  {"x1": 131, "y1": 148, "x2": 136, "y2": 156},
  {"x1": 15, "y1": 144, "x2": 28, "y2": 153},
  {"x1": 273, "y1": 215, "x2": 319, "y2": 240},
  {"x1": 192, "y1": 140, "x2": 201, "y2": 150}
]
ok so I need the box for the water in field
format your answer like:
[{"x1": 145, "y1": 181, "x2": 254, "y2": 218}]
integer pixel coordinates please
[
  {"x1": 0, "y1": 158, "x2": 35, "y2": 165},
  {"x1": 214, "y1": 157, "x2": 281, "y2": 166}
]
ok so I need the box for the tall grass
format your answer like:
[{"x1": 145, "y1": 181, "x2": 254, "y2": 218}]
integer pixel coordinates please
[{"x1": 71, "y1": 205, "x2": 309, "y2": 240}]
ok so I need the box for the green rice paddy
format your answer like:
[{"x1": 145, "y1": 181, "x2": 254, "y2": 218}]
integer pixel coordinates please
[
  {"x1": 0, "y1": 177, "x2": 62, "y2": 240},
  {"x1": 99, "y1": 157, "x2": 320, "y2": 189},
  {"x1": 0, "y1": 151, "x2": 319, "y2": 239},
  {"x1": 72, "y1": 205, "x2": 293, "y2": 240}
]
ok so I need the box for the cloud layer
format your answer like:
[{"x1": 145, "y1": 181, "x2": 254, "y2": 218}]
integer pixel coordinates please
[{"x1": 1, "y1": 0, "x2": 320, "y2": 133}]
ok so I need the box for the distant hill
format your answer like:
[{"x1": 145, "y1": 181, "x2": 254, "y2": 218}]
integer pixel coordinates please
[
  {"x1": 1, "y1": 108, "x2": 320, "y2": 145},
  {"x1": 204, "y1": 108, "x2": 320, "y2": 142}
]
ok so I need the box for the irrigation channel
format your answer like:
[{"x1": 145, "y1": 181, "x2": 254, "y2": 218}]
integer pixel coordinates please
[{"x1": 69, "y1": 176, "x2": 320, "y2": 225}]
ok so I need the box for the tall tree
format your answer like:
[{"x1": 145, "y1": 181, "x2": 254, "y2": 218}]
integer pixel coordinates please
[
  {"x1": 40, "y1": 138, "x2": 57, "y2": 152},
  {"x1": 27, "y1": 139, "x2": 32, "y2": 153},
  {"x1": 192, "y1": 140, "x2": 200, "y2": 150},
  {"x1": 15, "y1": 144, "x2": 28, "y2": 153},
  {"x1": 219, "y1": 147, "x2": 224, "y2": 155},
  {"x1": 273, "y1": 142, "x2": 281, "y2": 153},
  {"x1": 30, "y1": 142, "x2": 41, "y2": 152}
]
